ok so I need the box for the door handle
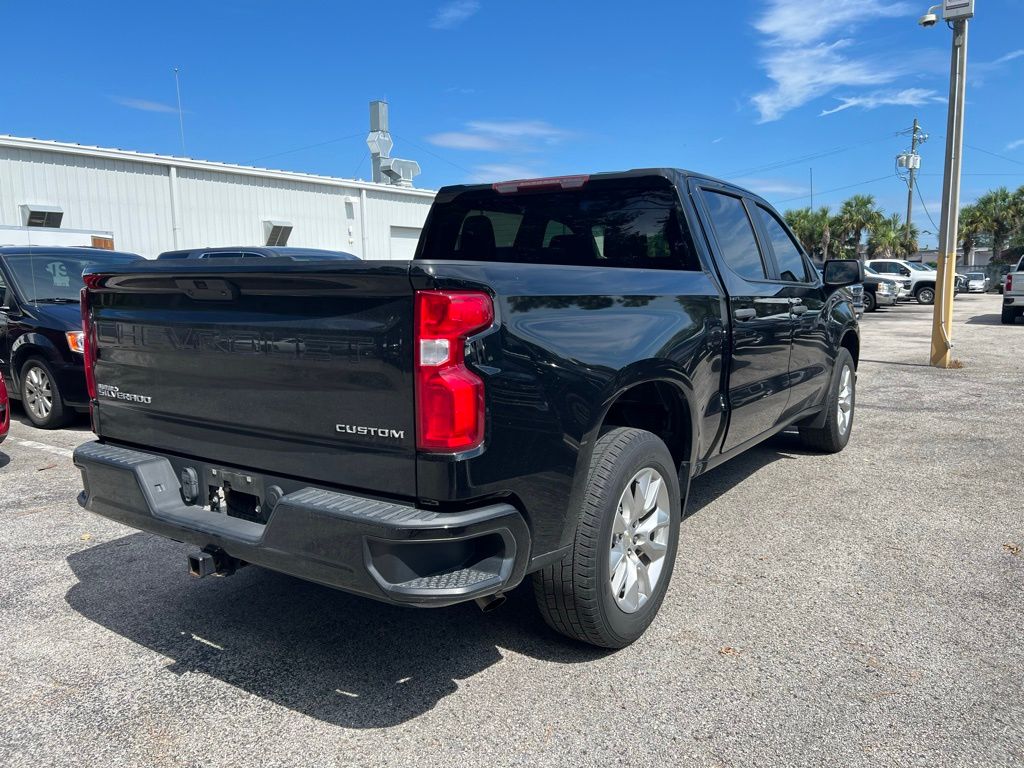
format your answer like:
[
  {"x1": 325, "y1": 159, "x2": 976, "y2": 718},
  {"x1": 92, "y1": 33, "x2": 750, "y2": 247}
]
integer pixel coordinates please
[
  {"x1": 734, "y1": 308, "x2": 757, "y2": 321},
  {"x1": 790, "y1": 304, "x2": 808, "y2": 315}
]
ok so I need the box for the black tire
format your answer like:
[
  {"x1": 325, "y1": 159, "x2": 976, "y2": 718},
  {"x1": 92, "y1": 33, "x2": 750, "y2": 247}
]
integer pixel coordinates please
[
  {"x1": 798, "y1": 348, "x2": 855, "y2": 454},
  {"x1": 533, "y1": 427, "x2": 681, "y2": 649},
  {"x1": 862, "y1": 291, "x2": 877, "y2": 313},
  {"x1": 19, "y1": 357, "x2": 70, "y2": 429},
  {"x1": 1002, "y1": 306, "x2": 1018, "y2": 325},
  {"x1": 916, "y1": 285, "x2": 935, "y2": 305}
]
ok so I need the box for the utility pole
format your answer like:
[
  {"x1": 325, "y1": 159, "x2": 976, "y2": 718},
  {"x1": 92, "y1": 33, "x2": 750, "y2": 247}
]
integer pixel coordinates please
[
  {"x1": 903, "y1": 119, "x2": 925, "y2": 241},
  {"x1": 921, "y1": 0, "x2": 973, "y2": 369}
]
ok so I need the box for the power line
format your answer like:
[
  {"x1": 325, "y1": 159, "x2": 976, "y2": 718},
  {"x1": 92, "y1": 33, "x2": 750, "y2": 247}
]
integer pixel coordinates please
[
  {"x1": 914, "y1": 178, "x2": 939, "y2": 232},
  {"x1": 391, "y1": 132, "x2": 475, "y2": 175},
  {"x1": 248, "y1": 133, "x2": 365, "y2": 164},
  {"x1": 723, "y1": 131, "x2": 903, "y2": 180},
  {"x1": 776, "y1": 174, "x2": 894, "y2": 205}
]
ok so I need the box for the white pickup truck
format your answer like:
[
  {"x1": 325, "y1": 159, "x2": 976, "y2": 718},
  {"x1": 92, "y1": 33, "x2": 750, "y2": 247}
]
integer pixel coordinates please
[{"x1": 1002, "y1": 256, "x2": 1024, "y2": 325}]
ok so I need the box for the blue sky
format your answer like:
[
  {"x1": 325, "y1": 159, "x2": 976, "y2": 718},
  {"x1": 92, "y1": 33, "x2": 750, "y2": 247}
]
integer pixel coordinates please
[{"x1": 1, "y1": 0, "x2": 1022, "y2": 248}]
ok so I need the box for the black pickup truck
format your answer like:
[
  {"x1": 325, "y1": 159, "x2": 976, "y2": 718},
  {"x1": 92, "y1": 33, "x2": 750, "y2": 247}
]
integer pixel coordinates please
[{"x1": 74, "y1": 169, "x2": 862, "y2": 648}]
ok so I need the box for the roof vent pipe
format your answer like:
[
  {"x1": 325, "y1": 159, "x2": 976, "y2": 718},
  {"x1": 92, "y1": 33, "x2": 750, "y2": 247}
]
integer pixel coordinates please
[{"x1": 366, "y1": 100, "x2": 421, "y2": 188}]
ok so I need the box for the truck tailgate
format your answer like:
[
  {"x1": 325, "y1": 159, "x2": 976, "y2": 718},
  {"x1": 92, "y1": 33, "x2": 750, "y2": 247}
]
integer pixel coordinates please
[{"x1": 88, "y1": 263, "x2": 417, "y2": 498}]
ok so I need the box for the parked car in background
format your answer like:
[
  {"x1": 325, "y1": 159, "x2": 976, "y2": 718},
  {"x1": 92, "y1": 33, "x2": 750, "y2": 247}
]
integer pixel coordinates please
[
  {"x1": 861, "y1": 265, "x2": 901, "y2": 312},
  {"x1": 75, "y1": 169, "x2": 862, "y2": 648},
  {"x1": 964, "y1": 272, "x2": 989, "y2": 293},
  {"x1": 156, "y1": 246, "x2": 360, "y2": 261},
  {"x1": 1001, "y1": 256, "x2": 1024, "y2": 324},
  {"x1": 0, "y1": 247, "x2": 142, "y2": 428},
  {"x1": 0, "y1": 376, "x2": 8, "y2": 445},
  {"x1": 865, "y1": 259, "x2": 961, "y2": 305}
]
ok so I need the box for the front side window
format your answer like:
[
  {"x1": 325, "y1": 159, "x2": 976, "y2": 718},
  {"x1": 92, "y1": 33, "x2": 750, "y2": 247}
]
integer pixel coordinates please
[
  {"x1": 756, "y1": 206, "x2": 810, "y2": 283},
  {"x1": 700, "y1": 190, "x2": 767, "y2": 281}
]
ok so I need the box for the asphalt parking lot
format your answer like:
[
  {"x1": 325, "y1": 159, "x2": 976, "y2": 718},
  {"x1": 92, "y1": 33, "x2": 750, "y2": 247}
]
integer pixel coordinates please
[{"x1": 1, "y1": 292, "x2": 1021, "y2": 767}]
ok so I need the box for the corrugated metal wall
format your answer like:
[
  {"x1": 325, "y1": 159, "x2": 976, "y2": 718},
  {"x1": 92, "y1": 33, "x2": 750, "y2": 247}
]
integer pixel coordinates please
[{"x1": 0, "y1": 144, "x2": 434, "y2": 259}]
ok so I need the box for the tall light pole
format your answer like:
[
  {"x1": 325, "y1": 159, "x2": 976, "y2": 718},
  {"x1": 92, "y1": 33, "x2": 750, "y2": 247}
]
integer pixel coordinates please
[{"x1": 920, "y1": 0, "x2": 973, "y2": 369}]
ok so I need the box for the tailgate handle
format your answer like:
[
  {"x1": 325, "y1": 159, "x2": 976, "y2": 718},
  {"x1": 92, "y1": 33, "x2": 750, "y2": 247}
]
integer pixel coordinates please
[{"x1": 174, "y1": 278, "x2": 238, "y2": 301}]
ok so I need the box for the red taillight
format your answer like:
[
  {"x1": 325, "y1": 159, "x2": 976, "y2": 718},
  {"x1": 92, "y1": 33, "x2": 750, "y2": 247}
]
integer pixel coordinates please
[
  {"x1": 414, "y1": 290, "x2": 493, "y2": 452},
  {"x1": 1007, "y1": 274, "x2": 1014, "y2": 292},
  {"x1": 81, "y1": 275, "x2": 103, "y2": 402}
]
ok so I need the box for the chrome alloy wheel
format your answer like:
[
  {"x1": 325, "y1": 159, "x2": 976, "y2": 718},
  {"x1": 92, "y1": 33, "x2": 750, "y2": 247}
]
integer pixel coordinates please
[
  {"x1": 609, "y1": 468, "x2": 671, "y2": 614},
  {"x1": 836, "y1": 365, "x2": 853, "y2": 435},
  {"x1": 25, "y1": 366, "x2": 53, "y2": 421}
]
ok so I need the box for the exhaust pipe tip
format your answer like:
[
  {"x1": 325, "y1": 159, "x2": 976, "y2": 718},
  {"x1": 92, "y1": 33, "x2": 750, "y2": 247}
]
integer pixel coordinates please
[{"x1": 474, "y1": 593, "x2": 507, "y2": 613}]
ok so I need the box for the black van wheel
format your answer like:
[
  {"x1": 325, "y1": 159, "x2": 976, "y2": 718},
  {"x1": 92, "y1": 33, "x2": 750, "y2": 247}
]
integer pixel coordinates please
[
  {"x1": 533, "y1": 427, "x2": 681, "y2": 648},
  {"x1": 19, "y1": 357, "x2": 71, "y2": 429}
]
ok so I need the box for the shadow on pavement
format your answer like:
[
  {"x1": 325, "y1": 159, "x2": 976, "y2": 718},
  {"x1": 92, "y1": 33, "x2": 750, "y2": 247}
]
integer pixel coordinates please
[
  {"x1": 65, "y1": 430, "x2": 809, "y2": 728},
  {"x1": 9, "y1": 400, "x2": 92, "y2": 431},
  {"x1": 65, "y1": 534, "x2": 605, "y2": 729},
  {"x1": 965, "y1": 313, "x2": 1017, "y2": 326},
  {"x1": 0, "y1": 450, "x2": 9, "y2": 469}
]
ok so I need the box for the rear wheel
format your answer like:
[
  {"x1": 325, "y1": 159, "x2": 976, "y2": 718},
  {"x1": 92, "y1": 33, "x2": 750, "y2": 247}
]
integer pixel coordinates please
[
  {"x1": 916, "y1": 285, "x2": 936, "y2": 305},
  {"x1": 533, "y1": 427, "x2": 681, "y2": 648},
  {"x1": 799, "y1": 348, "x2": 855, "y2": 454},
  {"x1": 19, "y1": 357, "x2": 70, "y2": 429},
  {"x1": 1002, "y1": 305, "x2": 1019, "y2": 325}
]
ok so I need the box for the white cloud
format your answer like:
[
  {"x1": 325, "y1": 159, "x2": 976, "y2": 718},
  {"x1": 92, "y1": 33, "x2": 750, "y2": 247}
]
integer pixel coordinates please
[
  {"x1": 112, "y1": 97, "x2": 179, "y2": 114},
  {"x1": 754, "y1": 0, "x2": 911, "y2": 46},
  {"x1": 427, "y1": 120, "x2": 570, "y2": 152},
  {"x1": 471, "y1": 164, "x2": 539, "y2": 182},
  {"x1": 993, "y1": 49, "x2": 1024, "y2": 66},
  {"x1": 820, "y1": 87, "x2": 944, "y2": 116},
  {"x1": 751, "y1": 0, "x2": 917, "y2": 122},
  {"x1": 1007, "y1": 139, "x2": 1024, "y2": 152},
  {"x1": 735, "y1": 178, "x2": 808, "y2": 196},
  {"x1": 430, "y1": 0, "x2": 479, "y2": 29},
  {"x1": 428, "y1": 132, "x2": 505, "y2": 151},
  {"x1": 753, "y1": 41, "x2": 896, "y2": 123}
]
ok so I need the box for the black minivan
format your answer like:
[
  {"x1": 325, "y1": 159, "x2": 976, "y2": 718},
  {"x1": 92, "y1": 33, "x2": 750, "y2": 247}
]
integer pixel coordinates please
[{"x1": 0, "y1": 246, "x2": 142, "y2": 428}]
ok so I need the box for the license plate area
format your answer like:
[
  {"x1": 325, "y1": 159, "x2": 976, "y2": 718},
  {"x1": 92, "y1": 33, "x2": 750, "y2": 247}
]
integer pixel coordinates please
[{"x1": 205, "y1": 467, "x2": 271, "y2": 525}]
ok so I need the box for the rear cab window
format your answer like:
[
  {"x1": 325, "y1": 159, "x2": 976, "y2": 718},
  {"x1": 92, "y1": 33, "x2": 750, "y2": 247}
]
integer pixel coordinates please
[
  {"x1": 698, "y1": 190, "x2": 768, "y2": 281},
  {"x1": 418, "y1": 176, "x2": 701, "y2": 271}
]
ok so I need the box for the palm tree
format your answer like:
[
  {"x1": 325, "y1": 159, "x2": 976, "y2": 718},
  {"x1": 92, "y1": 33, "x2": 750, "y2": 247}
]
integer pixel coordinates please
[
  {"x1": 958, "y1": 204, "x2": 986, "y2": 266},
  {"x1": 838, "y1": 195, "x2": 883, "y2": 259},
  {"x1": 867, "y1": 213, "x2": 904, "y2": 258},
  {"x1": 898, "y1": 220, "x2": 920, "y2": 258},
  {"x1": 784, "y1": 207, "x2": 817, "y2": 256},
  {"x1": 975, "y1": 188, "x2": 1015, "y2": 263},
  {"x1": 784, "y1": 206, "x2": 833, "y2": 261}
]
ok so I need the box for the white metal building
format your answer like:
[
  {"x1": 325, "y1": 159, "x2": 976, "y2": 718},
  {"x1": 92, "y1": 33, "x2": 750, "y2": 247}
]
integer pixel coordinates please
[{"x1": 0, "y1": 135, "x2": 436, "y2": 259}]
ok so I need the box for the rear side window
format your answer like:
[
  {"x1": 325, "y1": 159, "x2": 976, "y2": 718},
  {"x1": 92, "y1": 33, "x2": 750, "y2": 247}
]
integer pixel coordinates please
[
  {"x1": 700, "y1": 190, "x2": 767, "y2": 281},
  {"x1": 421, "y1": 177, "x2": 700, "y2": 271},
  {"x1": 756, "y1": 206, "x2": 811, "y2": 283}
]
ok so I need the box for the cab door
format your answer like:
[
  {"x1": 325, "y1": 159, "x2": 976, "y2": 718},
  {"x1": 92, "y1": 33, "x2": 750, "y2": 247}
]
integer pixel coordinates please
[
  {"x1": 751, "y1": 203, "x2": 830, "y2": 417},
  {"x1": 693, "y1": 184, "x2": 794, "y2": 452}
]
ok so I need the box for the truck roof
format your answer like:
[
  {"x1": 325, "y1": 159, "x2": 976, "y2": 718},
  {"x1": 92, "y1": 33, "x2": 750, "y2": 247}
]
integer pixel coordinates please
[
  {"x1": 433, "y1": 168, "x2": 748, "y2": 203},
  {"x1": 0, "y1": 245, "x2": 142, "y2": 260}
]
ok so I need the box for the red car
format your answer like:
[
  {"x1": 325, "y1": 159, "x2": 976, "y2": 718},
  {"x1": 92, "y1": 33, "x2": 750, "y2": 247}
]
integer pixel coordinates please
[{"x1": 0, "y1": 376, "x2": 9, "y2": 444}]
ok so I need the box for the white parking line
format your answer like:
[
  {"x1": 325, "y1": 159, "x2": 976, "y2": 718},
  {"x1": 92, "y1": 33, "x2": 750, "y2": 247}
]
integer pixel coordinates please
[{"x1": 14, "y1": 440, "x2": 74, "y2": 459}]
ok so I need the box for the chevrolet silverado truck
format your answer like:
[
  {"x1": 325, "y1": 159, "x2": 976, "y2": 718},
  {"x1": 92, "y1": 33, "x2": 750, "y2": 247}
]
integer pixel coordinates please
[
  {"x1": 74, "y1": 170, "x2": 862, "y2": 648},
  {"x1": 1002, "y1": 255, "x2": 1024, "y2": 324}
]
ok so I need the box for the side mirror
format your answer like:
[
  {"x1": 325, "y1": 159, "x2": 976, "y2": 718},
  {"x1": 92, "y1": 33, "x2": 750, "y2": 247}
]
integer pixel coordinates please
[{"x1": 823, "y1": 259, "x2": 864, "y2": 290}]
